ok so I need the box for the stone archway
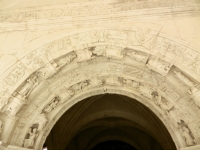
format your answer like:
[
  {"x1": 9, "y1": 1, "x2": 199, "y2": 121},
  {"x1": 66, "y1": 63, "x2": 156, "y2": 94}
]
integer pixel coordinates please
[
  {"x1": 0, "y1": 28, "x2": 200, "y2": 149},
  {"x1": 45, "y1": 93, "x2": 177, "y2": 150},
  {"x1": 0, "y1": 1, "x2": 200, "y2": 149}
]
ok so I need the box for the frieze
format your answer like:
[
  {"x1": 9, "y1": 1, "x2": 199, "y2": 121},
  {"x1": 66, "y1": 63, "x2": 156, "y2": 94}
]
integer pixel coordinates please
[
  {"x1": 0, "y1": 0, "x2": 199, "y2": 23},
  {"x1": 180, "y1": 50, "x2": 200, "y2": 76},
  {"x1": 153, "y1": 37, "x2": 187, "y2": 59},
  {"x1": 3, "y1": 62, "x2": 26, "y2": 87},
  {"x1": 127, "y1": 29, "x2": 155, "y2": 47}
]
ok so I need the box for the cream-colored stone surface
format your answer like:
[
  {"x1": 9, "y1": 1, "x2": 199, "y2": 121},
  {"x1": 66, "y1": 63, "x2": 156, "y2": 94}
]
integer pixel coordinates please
[{"x1": 0, "y1": 0, "x2": 200, "y2": 150}]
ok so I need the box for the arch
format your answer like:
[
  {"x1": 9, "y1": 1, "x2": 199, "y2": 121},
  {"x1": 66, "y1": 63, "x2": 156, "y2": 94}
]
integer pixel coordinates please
[
  {"x1": 85, "y1": 133, "x2": 141, "y2": 150},
  {"x1": 0, "y1": 28, "x2": 199, "y2": 150}
]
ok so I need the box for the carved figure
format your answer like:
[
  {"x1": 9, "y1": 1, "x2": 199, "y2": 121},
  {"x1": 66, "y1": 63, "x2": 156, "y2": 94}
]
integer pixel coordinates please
[
  {"x1": 92, "y1": 46, "x2": 124, "y2": 60},
  {"x1": 37, "y1": 60, "x2": 61, "y2": 79},
  {"x1": 76, "y1": 48, "x2": 93, "y2": 62},
  {"x1": 58, "y1": 89, "x2": 74, "y2": 103},
  {"x1": 57, "y1": 54, "x2": 77, "y2": 67},
  {"x1": 119, "y1": 78, "x2": 139, "y2": 88},
  {"x1": 33, "y1": 113, "x2": 48, "y2": 131},
  {"x1": 71, "y1": 80, "x2": 90, "y2": 92},
  {"x1": 105, "y1": 76, "x2": 121, "y2": 86},
  {"x1": 188, "y1": 84, "x2": 200, "y2": 107},
  {"x1": 43, "y1": 97, "x2": 60, "y2": 113},
  {"x1": 23, "y1": 128, "x2": 38, "y2": 148},
  {"x1": 174, "y1": 71, "x2": 194, "y2": 87},
  {"x1": 138, "y1": 84, "x2": 153, "y2": 99},
  {"x1": 105, "y1": 47, "x2": 124, "y2": 59},
  {"x1": 92, "y1": 46, "x2": 106, "y2": 57},
  {"x1": 127, "y1": 52, "x2": 147, "y2": 63},
  {"x1": 178, "y1": 120, "x2": 195, "y2": 146},
  {"x1": 146, "y1": 58, "x2": 172, "y2": 76},
  {"x1": 181, "y1": 126, "x2": 195, "y2": 146},
  {"x1": 151, "y1": 91, "x2": 171, "y2": 110},
  {"x1": 16, "y1": 75, "x2": 38, "y2": 100}
]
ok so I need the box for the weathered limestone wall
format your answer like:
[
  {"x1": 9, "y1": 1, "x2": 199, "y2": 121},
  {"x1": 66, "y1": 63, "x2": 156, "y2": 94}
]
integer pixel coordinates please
[{"x1": 0, "y1": 0, "x2": 200, "y2": 149}]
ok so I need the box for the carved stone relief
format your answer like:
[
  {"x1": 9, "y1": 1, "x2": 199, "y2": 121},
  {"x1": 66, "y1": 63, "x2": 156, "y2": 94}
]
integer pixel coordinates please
[
  {"x1": 180, "y1": 50, "x2": 200, "y2": 76},
  {"x1": 122, "y1": 67, "x2": 142, "y2": 81},
  {"x1": 46, "y1": 37, "x2": 74, "y2": 59},
  {"x1": 0, "y1": 27, "x2": 200, "y2": 150},
  {"x1": 23, "y1": 127, "x2": 38, "y2": 148},
  {"x1": 69, "y1": 80, "x2": 91, "y2": 93},
  {"x1": 1, "y1": 96, "x2": 25, "y2": 116},
  {"x1": 75, "y1": 48, "x2": 93, "y2": 62},
  {"x1": 70, "y1": 33, "x2": 91, "y2": 47},
  {"x1": 32, "y1": 113, "x2": 48, "y2": 131},
  {"x1": 104, "y1": 30, "x2": 127, "y2": 48},
  {"x1": 21, "y1": 49, "x2": 50, "y2": 71},
  {"x1": 159, "y1": 82, "x2": 181, "y2": 102},
  {"x1": 118, "y1": 77, "x2": 173, "y2": 111},
  {"x1": 22, "y1": 113, "x2": 47, "y2": 148},
  {"x1": 138, "y1": 83, "x2": 154, "y2": 99},
  {"x1": 56, "y1": 53, "x2": 77, "y2": 69},
  {"x1": 54, "y1": 88, "x2": 74, "y2": 103},
  {"x1": 126, "y1": 51, "x2": 148, "y2": 63},
  {"x1": 91, "y1": 46, "x2": 124, "y2": 60},
  {"x1": 127, "y1": 29, "x2": 155, "y2": 47},
  {"x1": 118, "y1": 77, "x2": 139, "y2": 89},
  {"x1": 152, "y1": 91, "x2": 174, "y2": 110},
  {"x1": 178, "y1": 120, "x2": 196, "y2": 146},
  {"x1": 104, "y1": 76, "x2": 121, "y2": 87},
  {"x1": 89, "y1": 30, "x2": 106, "y2": 43},
  {"x1": 146, "y1": 57, "x2": 173, "y2": 76},
  {"x1": 3, "y1": 63, "x2": 26, "y2": 87},
  {"x1": 174, "y1": 71, "x2": 195, "y2": 88},
  {"x1": 188, "y1": 85, "x2": 200, "y2": 108},
  {"x1": 14, "y1": 75, "x2": 39, "y2": 101},
  {"x1": 37, "y1": 61, "x2": 60, "y2": 79},
  {"x1": 0, "y1": 0, "x2": 199, "y2": 23},
  {"x1": 42, "y1": 96, "x2": 60, "y2": 114},
  {"x1": 153, "y1": 37, "x2": 186, "y2": 59},
  {"x1": 176, "y1": 99, "x2": 199, "y2": 123}
]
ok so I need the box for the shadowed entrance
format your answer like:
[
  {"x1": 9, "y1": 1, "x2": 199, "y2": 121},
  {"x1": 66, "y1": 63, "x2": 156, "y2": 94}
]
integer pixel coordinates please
[
  {"x1": 45, "y1": 94, "x2": 175, "y2": 150},
  {"x1": 91, "y1": 140, "x2": 138, "y2": 150}
]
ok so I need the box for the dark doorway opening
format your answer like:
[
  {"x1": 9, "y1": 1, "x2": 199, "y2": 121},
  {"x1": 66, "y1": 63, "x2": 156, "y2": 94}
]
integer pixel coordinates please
[{"x1": 91, "y1": 140, "x2": 137, "y2": 150}]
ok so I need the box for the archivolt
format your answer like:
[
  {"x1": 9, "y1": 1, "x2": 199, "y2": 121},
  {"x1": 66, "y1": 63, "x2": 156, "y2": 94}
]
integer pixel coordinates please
[{"x1": 0, "y1": 28, "x2": 200, "y2": 150}]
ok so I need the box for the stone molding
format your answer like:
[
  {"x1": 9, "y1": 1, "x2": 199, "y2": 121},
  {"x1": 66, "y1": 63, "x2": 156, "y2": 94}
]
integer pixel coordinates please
[
  {"x1": 0, "y1": 27, "x2": 199, "y2": 149},
  {"x1": 180, "y1": 144, "x2": 200, "y2": 150},
  {"x1": 0, "y1": 3, "x2": 200, "y2": 31}
]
